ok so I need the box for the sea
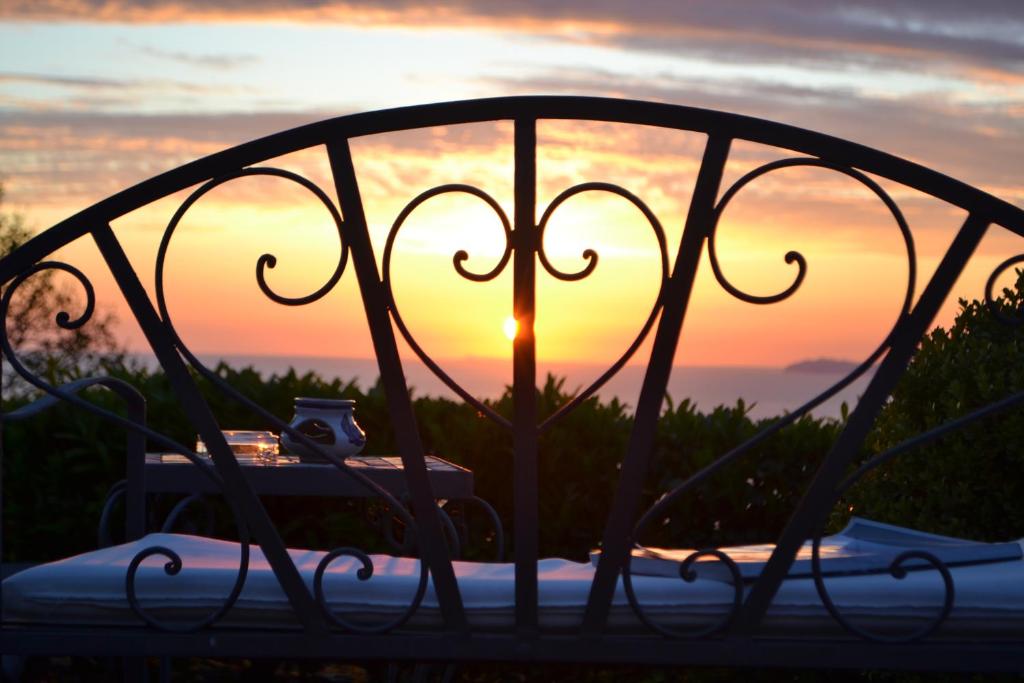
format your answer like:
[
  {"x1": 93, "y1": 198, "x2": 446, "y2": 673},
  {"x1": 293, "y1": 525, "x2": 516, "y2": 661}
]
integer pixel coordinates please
[{"x1": 157, "y1": 353, "x2": 875, "y2": 421}]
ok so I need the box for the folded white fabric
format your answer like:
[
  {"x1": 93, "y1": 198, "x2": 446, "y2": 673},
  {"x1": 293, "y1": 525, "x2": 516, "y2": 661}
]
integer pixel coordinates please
[{"x1": 4, "y1": 534, "x2": 1023, "y2": 637}]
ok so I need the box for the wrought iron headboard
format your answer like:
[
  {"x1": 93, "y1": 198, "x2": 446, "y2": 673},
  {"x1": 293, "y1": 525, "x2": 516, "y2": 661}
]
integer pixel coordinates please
[{"x1": 2, "y1": 96, "x2": 1024, "y2": 653}]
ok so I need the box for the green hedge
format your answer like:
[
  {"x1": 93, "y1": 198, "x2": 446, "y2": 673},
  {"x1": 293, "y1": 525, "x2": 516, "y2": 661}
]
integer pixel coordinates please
[
  {"x1": 2, "y1": 359, "x2": 842, "y2": 564},
  {"x1": 6, "y1": 272, "x2": 1024, "y2": 565},
  {"x1": 845, "y1": 277, "x2": 1024, "y2": 541}
]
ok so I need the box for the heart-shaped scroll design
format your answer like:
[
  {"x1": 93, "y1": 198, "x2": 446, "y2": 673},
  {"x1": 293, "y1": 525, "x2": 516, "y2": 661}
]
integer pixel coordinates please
[
  {"x1": 382, "y1": 182, "x2": 669, "y2": 433},
  {"x1": 383, "y1": 184, "x2": 514, "y2": 428},
  {"x1": 535, "y1": 183, "x2": 669, "y2": 432}
]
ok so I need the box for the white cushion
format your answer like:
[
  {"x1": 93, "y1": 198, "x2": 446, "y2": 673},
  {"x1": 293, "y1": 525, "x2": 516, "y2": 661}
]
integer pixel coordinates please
[{"x1": 4, "y1": 533, "x2": 1023, "y2": 637}]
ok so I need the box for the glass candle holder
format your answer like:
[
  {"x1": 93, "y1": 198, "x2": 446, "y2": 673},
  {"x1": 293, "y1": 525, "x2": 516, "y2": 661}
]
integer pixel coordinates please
[{"x1": 196, "y1": 430, "x2": 280, "y2": 465}]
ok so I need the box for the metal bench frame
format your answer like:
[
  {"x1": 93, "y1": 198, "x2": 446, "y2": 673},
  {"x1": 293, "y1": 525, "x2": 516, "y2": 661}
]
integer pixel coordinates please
[{"x1": 2, "y1": 96, "x2": 1023, "y2": 673}]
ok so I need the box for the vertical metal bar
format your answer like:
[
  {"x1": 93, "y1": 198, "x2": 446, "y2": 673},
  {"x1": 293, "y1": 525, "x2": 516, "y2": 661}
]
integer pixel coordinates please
[
  {"x1": 125, "y1": 394, "x2": 146, "y2": 541},
  {"x1": 513, "y1": 117, "x2": 539, "y2": 635},
  {"x1": 90, "y1": 223, "x2": 327, "y2": 634},
  {"x1": 325, "y1": 139, "x2": 468, "y2": 632},
  {"x1": 733, "y1": 213, "x2": 990, "y2": 635},
  {"x1": 582, "y1": 135, "x2": 732, "y2": 634}
]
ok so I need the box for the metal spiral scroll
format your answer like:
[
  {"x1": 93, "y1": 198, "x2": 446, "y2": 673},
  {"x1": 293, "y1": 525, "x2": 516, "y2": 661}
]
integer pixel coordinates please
[
  {"x1": 0, "y1": 261, "x2": 251, "y2": 632},
  {"x1": 536, "y1": 183, "x2": 669, "y2": 432},
  {"x1": 313, "y1": 547, "x2": 430, "y2": 633},
  {"x1": 810, "y1": 447, "x2": 957, "y2": 642},
  {"x1": 805, "y1": 375, "x2": 1024, "y2": 641},
  {"x1": 808, "y1": 527, "x2": 954, "y2": 643},
  {"x1": 382, "y1": 184, "x2": 514, "y2": 427},
  {"x1": 709, "y1": 158, "x2": 915, "y2": 306},
  {"x1": 621, "y1": 545, "x2": 743, "y2": 638},
  {"x1": 155, "y1": 168, "x2": 434, "y2": 632},
  {"x1": 985, "y1": 254, "x2": 1024, "y2": 325},
  {"x1": 156, "y1": 167, "x2": 349, "y2": 306}
]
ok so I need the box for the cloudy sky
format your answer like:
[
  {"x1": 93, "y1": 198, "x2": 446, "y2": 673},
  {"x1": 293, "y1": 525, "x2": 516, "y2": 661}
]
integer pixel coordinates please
[{"x1": 0, "y1": 1, "x2": 1022, "y2": 370}]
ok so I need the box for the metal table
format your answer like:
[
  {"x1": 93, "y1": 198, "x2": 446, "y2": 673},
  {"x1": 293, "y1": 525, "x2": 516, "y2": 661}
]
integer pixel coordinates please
[
  {"x1": 121, "y1": 452, "x2": 502, "y2": 561},
  {"x1": 141, "y1": 453, "x2": 474, "y2": 499}
]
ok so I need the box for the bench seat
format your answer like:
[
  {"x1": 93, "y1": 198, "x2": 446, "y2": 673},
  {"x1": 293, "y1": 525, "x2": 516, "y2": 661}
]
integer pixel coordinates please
[{"x1": 5, "y1": 533, "x2": 1023, "y2": 639}]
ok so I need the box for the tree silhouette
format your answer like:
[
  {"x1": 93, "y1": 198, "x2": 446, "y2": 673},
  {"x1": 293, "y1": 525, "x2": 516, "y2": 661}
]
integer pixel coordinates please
[{"x1": 0, "y1": 185, "x2": 121, "y2": 402}]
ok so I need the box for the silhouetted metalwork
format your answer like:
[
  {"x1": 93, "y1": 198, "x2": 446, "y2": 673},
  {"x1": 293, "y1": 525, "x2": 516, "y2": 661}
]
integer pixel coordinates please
[
  {"x1": 3, "y1": 97, "x2": 1024, "y2": 672},
  {"x1": 384, "y1": 183, "x2": 514, "y2": 427},
  {"x1": 0, "y1": 263, "x2": 252, "y2": 633},
  {"x1": 622, "y1": 548, "x2": 743, "y2": 639},
  {"x1": 986, "y1": 254, "x2": 1024, "y2": 325},
  {"x1": 313, "y1": 546, "x2": 430, "y2": 633}
]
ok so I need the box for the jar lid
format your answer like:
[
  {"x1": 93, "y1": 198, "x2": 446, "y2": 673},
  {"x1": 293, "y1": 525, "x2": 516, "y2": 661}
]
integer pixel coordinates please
[{"x1": 294, "y1": 397, "x2": 356, "y2": 410}]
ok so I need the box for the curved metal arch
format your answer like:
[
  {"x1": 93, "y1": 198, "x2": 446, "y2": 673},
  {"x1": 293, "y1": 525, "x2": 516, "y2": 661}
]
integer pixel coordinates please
[{"x1": 7, "y1": 96, "x2": 1023, "y2": 283}]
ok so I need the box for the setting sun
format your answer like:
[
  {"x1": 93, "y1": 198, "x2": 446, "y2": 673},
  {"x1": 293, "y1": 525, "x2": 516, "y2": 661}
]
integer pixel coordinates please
[{"x1": 503, "y1": 315, "x2": 518, "y2": 341}]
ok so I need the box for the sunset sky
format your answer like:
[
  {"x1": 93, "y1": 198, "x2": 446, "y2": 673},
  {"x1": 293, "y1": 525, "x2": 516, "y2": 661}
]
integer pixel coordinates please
[{"x1": 1, "y1": 1, "x2": 1022, "y2": 374}]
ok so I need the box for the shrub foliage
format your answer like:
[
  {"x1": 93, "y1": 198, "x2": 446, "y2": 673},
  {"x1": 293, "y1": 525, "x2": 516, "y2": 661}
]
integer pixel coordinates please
[
  {"x1": 845, "y1": 275, "x2": 1024, "y2": 541},
  {"x1": 2, "y1": 360, "x2": 840, "y2": 563},
  {"x1": 4, "y1": 277, "x2": 1023, "y2": 564}
]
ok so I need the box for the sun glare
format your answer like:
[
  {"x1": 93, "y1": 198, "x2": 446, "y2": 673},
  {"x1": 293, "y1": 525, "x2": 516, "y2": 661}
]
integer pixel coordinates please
[{"x1": 503, "y1": 315, "x2": 518, "y2": 341}]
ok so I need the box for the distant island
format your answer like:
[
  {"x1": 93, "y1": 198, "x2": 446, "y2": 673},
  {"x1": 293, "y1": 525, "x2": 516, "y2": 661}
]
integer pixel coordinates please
[{"x1": 784, "y1": 358, "x2": 860, "y2": 374}]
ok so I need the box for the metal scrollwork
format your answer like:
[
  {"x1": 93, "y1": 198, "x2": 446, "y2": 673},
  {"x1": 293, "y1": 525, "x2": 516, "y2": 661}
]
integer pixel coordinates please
[
  {"x1": 2, "y1": 261, "x2": 95, "y2": 333},
  {"x1": 985, "y1": 254, "x2": 1024, "y2": 325},
  {"x1": 125, "y1": 486, "x2": 251, "y2": 632},
  {"x1": 382, "y1": 184, "x2": 514, "y2": 427},
  {"x1": 710, "y1": 158, "x2": 916, "y2": 307},
  {"x1": 313, "y1": 546, "x2": 430, "y2": 633},
  {"x1": 627, "y1": 158, "x2": 926, "y2": 638},
  {"x1": 156, "y1": 167, "x2": 348, "y2": 307},
  {"x1": 535, "y1": 183, "x2": 669, "y2": 431},
  {"x1": 638, "y1": 160, "x2": 917, "y2": 530},
  {"x1": 441, "y1": 495, "x2": 506, "y2": 561},
  {"x1": 0, "y1": 264, "x2": 197, "y2": 463},
  {"x1": 385, "y1": 184, "x2": 513, "y2": 285},
  {"x1": 154, "y1": 167, "x2": 418, "y2": 507},
  {"x1": 809, "y1": 524, "x2": 954, "y2": 642},
  {"x1": 808, "y1": 450, "x2": 958, "y2": 642},
  {"x1": 381, "y1": 181, "x2": 670, "y2": 432},
  {"x1": 621, "y1": 545, "x2": 743, "y2": 638},
  {"x1": 125, "y1": 515, "x2": 251, "y2": 633},
  {"x1": 0, "y1": 261, "x2": 251, "y2": 632},
  {"x1": 538, "y1": 182, "x2": 668, "y2": 284},
  {"x1": 152, "y1": 168, "x2": 431, "y2": 632}
]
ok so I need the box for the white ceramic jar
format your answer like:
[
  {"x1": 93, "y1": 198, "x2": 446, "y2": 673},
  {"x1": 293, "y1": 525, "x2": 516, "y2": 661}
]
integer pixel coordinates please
[{"x1": 280, "y1": 397, "x2": 367, "y2": 461}]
